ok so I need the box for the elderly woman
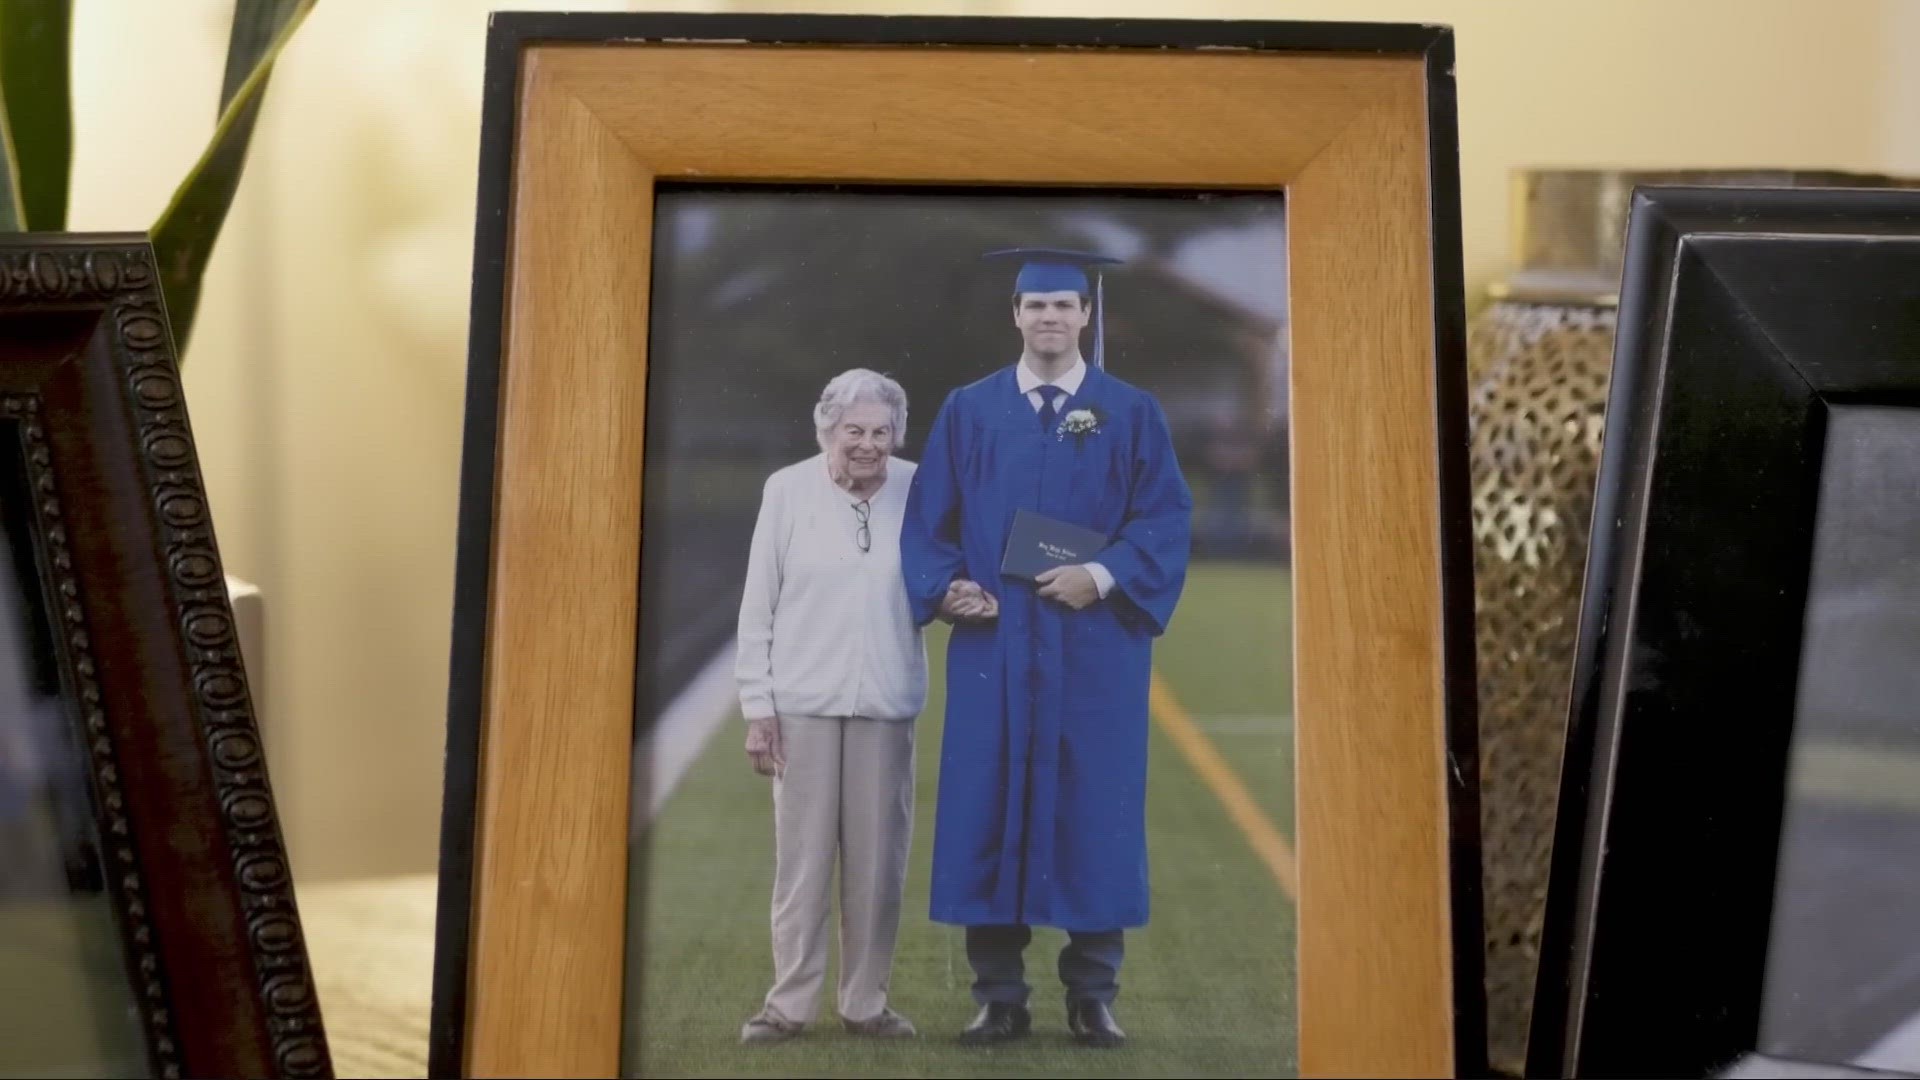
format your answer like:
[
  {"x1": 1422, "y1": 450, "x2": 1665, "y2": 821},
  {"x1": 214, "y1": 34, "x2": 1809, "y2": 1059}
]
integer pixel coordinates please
[{"x1": 734, "y1": 368, "x2": 926, "y2": 1044}]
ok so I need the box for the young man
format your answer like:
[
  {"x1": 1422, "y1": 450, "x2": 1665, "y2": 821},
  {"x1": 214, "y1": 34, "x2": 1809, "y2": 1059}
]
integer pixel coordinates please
[{"x1": 900, "y1": 247, "x2": 1193, "y2": 1048}]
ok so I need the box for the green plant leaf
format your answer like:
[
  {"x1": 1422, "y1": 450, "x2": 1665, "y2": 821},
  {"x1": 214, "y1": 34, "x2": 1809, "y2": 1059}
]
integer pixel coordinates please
[
  {"x1": 0, "y1": 0, "x2": 71, "y2": 231},
  {"x1": 218, "y1": 0, "x2": 305, "y2": 110},
  {"x1": 151, "y1": 0, "x2": 315, "y2": 359},
  {"x1": 0, "y1": 96, "x2": 26, "y2": 232}
]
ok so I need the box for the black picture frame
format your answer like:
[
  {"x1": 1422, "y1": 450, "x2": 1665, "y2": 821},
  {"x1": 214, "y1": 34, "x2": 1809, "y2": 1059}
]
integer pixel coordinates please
[
  {"x1": 1528, "y1": 187, "x2": 1920, "y2": 1079},
  {"x1": 0, "y1": 235, "x2": 330, "y2": 1079}
]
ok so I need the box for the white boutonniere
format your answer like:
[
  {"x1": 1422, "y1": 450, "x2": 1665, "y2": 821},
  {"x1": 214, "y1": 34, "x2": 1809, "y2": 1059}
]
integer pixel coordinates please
[{"x1": 1056, "y1": 406, "x2": 1104, "y2": 446}]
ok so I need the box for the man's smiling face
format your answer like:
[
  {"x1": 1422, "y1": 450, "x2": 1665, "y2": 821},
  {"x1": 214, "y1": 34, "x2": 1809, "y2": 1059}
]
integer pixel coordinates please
[{"x1": 1013, "y1": 290, "x2": 1090, "y2": 360}]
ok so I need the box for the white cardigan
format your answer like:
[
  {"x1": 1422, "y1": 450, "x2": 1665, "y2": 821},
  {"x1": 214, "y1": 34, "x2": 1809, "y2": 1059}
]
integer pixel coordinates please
[{"x1": 735, "y1": 454, "x2": 928, "y2": 723}]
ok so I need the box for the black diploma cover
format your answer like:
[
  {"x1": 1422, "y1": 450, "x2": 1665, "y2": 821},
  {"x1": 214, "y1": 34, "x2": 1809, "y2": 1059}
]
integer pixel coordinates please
[{"x1": 1000, "y1": 508, "x2": 1110, "y2": 583}]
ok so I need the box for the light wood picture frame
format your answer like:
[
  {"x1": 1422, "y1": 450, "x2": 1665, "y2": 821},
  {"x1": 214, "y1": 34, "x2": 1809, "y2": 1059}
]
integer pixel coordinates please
[{"x1": 430, "y1": 13, "x2": 1483, "y2": 1079}]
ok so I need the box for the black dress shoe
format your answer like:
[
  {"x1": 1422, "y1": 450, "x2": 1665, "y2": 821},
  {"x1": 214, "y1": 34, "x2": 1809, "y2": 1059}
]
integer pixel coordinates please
[
  {"x1": 1066, "y1": 1000, "x2": 1126, "y2": 1048},
  {"x1": 958, "y1": 1002, "x2": 1031, "y2": 1045}
]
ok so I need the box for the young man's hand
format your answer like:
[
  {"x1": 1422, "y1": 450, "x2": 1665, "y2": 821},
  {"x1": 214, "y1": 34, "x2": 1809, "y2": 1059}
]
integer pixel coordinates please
[{"x1": 1035, "y1": 565, "x2": 1099, "y2": 610}]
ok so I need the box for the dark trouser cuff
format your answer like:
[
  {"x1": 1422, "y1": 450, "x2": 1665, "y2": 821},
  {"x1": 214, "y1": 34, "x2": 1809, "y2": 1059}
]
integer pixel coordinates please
[{"x1": 965, "y1": 924, "x2": 1126, "y2": 1005}]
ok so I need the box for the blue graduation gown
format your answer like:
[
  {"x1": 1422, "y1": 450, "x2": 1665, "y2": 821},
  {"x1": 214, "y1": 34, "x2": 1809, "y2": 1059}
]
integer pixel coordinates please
[{"x1": 900, "y1": 363, "x2": 1193, "y2": 931}]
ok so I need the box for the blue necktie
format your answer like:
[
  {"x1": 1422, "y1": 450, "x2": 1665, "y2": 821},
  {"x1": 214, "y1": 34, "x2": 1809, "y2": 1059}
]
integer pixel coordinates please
[{"x1": 1037, "y1": 384, "x2": 1064, "y2": 433}]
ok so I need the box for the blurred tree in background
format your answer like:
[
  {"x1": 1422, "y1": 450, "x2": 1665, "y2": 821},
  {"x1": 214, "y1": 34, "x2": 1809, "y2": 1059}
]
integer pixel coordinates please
[{"x1": 635, "y1": 189, "x2": 1290, "y2": 731}]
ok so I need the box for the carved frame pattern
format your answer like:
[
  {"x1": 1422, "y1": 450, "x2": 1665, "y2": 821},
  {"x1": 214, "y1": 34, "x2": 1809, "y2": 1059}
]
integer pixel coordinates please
[{"x1": 0, "y1": 235, "x2": 330, "y2": 1079}]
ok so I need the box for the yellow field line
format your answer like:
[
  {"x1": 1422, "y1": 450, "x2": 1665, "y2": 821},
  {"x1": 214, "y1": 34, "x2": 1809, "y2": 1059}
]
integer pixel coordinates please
[{"x1": 1149, "y1": 669, "x2": 1299, "y2": 900}]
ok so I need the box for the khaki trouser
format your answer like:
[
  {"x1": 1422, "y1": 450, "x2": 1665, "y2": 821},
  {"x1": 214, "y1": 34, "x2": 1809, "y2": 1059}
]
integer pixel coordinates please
[{"x1": 762, "y1": 714, "x2": 915, "y2": 1025}]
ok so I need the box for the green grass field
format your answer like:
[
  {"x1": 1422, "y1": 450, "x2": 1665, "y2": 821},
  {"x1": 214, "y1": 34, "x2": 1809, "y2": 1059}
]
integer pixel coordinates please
[{"x1": 623, "y1": 562, "x2": 1295, "y2": 1079}]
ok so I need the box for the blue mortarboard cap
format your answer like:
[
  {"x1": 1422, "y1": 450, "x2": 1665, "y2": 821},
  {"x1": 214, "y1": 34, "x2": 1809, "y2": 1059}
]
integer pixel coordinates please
[{"x1": 982, "y1": 247, "x2": 1125, "y2": 368}]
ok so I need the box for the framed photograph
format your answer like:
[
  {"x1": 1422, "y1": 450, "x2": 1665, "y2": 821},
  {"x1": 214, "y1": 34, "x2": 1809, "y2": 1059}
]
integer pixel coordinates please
[
  {"x1": 431, "y1": 14, "x2": 1482, "y2": 1079},
  {"x1": 1528, "y1": 187, "x2": 1920, "y2": 1079},
  {"x1": 0, "y1": 235, "x2": 329, "y2": 1078}
]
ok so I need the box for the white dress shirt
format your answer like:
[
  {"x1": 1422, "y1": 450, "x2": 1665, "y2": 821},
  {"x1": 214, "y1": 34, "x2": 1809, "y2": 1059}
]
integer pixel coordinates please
[
  {"x1": 1015, "y1": 356, "x2": 1115, "y2": 599},
  {"x1": 736, "y1": 454, "x2": 929, "y2": 723}
]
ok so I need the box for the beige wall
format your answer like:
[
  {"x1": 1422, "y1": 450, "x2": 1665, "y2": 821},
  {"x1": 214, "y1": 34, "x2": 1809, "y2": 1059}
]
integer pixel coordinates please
[
  {"x1": 1891, "y1": 0, "x2": 1920, "y2": 176},
  {"x1": 64, "y1": 0, "x2": 1919, "y2": 881}
]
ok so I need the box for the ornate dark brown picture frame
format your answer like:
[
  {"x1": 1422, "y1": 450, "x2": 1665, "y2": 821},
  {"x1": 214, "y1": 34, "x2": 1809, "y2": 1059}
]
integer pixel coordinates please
[{"x1": 0, "y1": 234, "x2": 330, "y2": 1079}]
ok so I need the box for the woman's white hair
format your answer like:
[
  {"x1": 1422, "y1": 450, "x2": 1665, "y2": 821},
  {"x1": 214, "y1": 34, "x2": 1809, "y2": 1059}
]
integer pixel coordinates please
[{"x1": 814, "y1": 368, "x2": 908, "y2": 452}]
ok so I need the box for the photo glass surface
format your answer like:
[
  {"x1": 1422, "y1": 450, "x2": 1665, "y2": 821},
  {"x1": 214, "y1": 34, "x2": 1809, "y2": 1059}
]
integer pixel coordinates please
[
  {"x1": 1759, "y1": 405, "x2": 1920, "y2": 1075},
  {"x1": 623, "y1": 187, "x2": 1295, "y2": 1078},
  {"x1": 0, "y1": 416, "x2": 148, "y2": 1078}
]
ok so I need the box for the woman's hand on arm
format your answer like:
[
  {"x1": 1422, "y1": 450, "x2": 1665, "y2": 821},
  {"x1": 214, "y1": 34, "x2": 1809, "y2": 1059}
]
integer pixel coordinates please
[{"x1": 938, "y1": 578, "x2": 998, "y2": 623}]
